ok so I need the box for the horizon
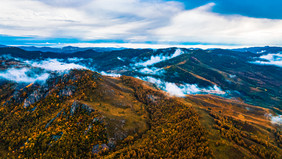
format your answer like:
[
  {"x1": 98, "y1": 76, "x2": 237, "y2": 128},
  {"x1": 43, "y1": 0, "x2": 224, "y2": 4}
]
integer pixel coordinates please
[{"x1": 2, "y1": 43, "x2": 281, "y2": 50}]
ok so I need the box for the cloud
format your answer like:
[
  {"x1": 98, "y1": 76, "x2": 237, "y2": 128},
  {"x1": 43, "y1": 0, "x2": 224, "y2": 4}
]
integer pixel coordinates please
[
  {"x1": 0, "y1": 56, "x2": 94, "y2": 83},
  {"x1": 1, "y1": 1, "x2": 282, "y2": 46},
  {"x1": 100, "y1": 71, "x2": 121, "y2": 77},
  {"x1": 252, "y1": 53, "x2": 282, "y2": 67},
  {"x1": 37, "y1": 0, "x2": 92, "y2": 7},
  {"x1": 135, "y1": 49, "x2": 184, "y2": 66},
  {"x1": 140, "y1": 76, "x2": 225, "y2": 97},
  {"x1": 0, "y1": 0, "x2": 181, "y2": 41},
  {"x1": 138, "y1": 67, "x2": 165, "y2": 76},
  {"x1": 271, "y1": 115, "x2": 282, "y2": 125},
  {"x1": 117, "y1": 57, "x2": 125, "y2": 62},
  {"x1": 67, "y1": 57, "x2": 85, "y2": 62},
  {"x1": 25, "y1": 59, "x2": 88, "y2": 71},
  {"x1": 266, "y1": 113, "x2": 282, "y2": 125},
  {"x1": 153, "y1": 3, "x2": 282, "y2": 46},
  {"x1": 0, "y1": 67, "x2": 49, "y2": 83}
]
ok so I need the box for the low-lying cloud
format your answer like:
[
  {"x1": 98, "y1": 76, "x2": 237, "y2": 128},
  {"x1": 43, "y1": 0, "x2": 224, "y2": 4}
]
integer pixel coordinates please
[
  {"x1": 25, "y1": 58, "x2": 88, "y2": 71},
  {"x1": 135, "y1": 49, "x2": 184, "y2": 67},
  {"x1": 138, "y1": 67, "x2": 166, "y2": 76},
  {"x1": 0, "y1": 67, "x2": 49, "y2": 83},
  {"x1": 271, "y1": 115, "x2": 282, "y2": 125},
  {"x1": 0, "y1": 57, "x2": 91, "y2": 83},
  {"x1": 266, "y1": 113, "x2": 282, "y2": 125},
  {"x1": 140, "y1": 76, "x2": 225, "y2": 97},
  {"x1": 252, "y1": 53, "x2": 282, "y2": 67},
  {"x1": 100, "y1": 71, "x2": 121, "y2": 77}
]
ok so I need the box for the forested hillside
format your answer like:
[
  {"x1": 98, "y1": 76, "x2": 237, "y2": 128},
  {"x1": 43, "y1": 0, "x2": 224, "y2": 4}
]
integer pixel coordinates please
[{"x1": 0, "y1": 69, "x2": 281, "y2": 158}]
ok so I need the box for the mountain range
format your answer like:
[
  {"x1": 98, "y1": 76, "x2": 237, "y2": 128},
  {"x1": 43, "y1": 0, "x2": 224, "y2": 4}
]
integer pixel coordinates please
[{"x1": 0, "y1": 45, "x2": 281, "y2": 158}]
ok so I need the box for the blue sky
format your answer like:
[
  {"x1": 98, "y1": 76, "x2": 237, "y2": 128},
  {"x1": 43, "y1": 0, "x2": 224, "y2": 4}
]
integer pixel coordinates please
[
  {"x1": 177, "y1": 0, "x2": 282, "y2": 19},
  {"x1": 0, "y1": 0, "x2": 282, "y2": 48}
]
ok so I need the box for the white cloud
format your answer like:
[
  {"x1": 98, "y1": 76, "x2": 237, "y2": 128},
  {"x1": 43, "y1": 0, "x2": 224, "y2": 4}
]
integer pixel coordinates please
[
  {"x1": 0, "y1": 57, "x2": 90, "y2": 83},
  {"x1": 25, "y1": 59, "x2": 88, "y2": 71},
  {"x1": 271, "y1": 115, "x2": 282, "y2": 125},
  {"x1": 252, "y1": 53, "x2": 282, "y2": 67},
  {"x1": 67, "y1": 57, "x2": 85, "y2": 62},
  {"x1": 138, "y1": 67, "x2": 165, "y2": 75},
  {"x1": 153, "y1": 3, "x2": 282, "y2": 46},
  {"x1": 1, "y1": 1, "x2": 282, "y2": 46},
  {"x1": 141, "y1": 76, "x2": 225, "y2": 97},
  {"x1": 100, "y1": 71, "x2": 121, "y2": 77},
  {"x1": 266, "y1": 113, "x2": 282, "y2": 125},
  {"x1": 37, "y1": 0, "x2": 92, "y2": 7},
  {"x1": 135, "y1": 49, "x2": 184, "y2": 66},
  {"x1": 0, "y1": 68, "x2": 49, "y2": 83},
  {"x1": 0, "y1": 0, "x2": 181, "y2": 41},
  {"x1": 117, "y1": 57, "x2": 125, "y2": 62}
]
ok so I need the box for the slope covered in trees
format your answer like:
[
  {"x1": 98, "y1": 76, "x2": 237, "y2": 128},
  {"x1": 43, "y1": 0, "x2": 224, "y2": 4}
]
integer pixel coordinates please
[
  {"x1": 0, "y1": 69, "x2": 281, "y2": 158},
  {"x1": 0, "y1": 70, "x2": 212, "y2": 158}
]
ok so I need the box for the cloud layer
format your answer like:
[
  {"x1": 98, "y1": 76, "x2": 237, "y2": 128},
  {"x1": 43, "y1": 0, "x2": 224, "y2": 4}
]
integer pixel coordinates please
[
  {"x1": 0, "y1": 58, "x2": 89, "y2": 83},
  {"x1": 135, "y1": 49, "x2": 184, "y2": 66},
  {"x1": 25, "y1": 59, "x2": 87, "y2": 71},
  {"x1": 271, "y1": 115, "x2": 282, "y2": 125},
  {"x1": 0, "y1": 0, "x2": 282, "y2": 46},
  {"x1": 252, "y1": 53, "x2": 282, "y2": 67},
  {"x1": 140, "y1": 76, "x2": 225, "y2": 97},
  {"x1": 0, "y1": 68, "x2": 49, "y2": 83}
]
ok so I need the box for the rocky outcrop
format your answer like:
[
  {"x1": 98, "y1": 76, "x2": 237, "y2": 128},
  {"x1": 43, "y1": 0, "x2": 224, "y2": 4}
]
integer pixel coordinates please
[
  {"x1": 84, "y1": 117, "x2": 104, "y2": 134},
  {"x1": 70, "y1": 101, "x2": 80, "y2": 116},
  {"x1": 23, "y1": 90, "x2": 42, "y2": 108},
  {"x1": 70, "y1": 101, "x2": 95, "y2": 116},
  {"x1": 92, "y1": 144, "x2": 109, "y2": 154},
  {"x1": 59, "y1": 86, "x2": 75, "y2": 97},
  {"x1": 45, "y1": 109, "x2": 64, "y2": 129}
]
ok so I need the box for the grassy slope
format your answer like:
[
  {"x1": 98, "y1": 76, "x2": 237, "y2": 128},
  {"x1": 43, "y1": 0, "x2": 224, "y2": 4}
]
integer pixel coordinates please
[
  {"x1": 79, "y1": 76, "x2": 150, "y2": 139},
  {"x1": 184, "y1": 95, "x2": 282, "y2": 159}
]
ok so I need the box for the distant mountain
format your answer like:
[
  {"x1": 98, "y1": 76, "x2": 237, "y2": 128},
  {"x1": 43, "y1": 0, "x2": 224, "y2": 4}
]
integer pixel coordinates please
[
  {"x1": 232, "y1": 46, "x2": 282, "y2": 54},
  {"x1": 19, "y1": 45, "x2": 125, "y2": 53},
  {"x1": 0, "y1": 44, "x2": 6, "y2": 48},
  {"x1": 1, "y1": 46, "x2": 281, "y2": 110}
]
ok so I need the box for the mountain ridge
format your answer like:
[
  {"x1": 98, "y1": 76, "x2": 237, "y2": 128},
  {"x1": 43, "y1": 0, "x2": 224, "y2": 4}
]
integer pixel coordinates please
[{"x1": 0, "y1": 46, "x2": 281, "y2": 158}]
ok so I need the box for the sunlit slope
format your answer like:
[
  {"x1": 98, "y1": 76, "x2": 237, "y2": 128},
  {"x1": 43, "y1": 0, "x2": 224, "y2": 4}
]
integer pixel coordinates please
[
  {"x1": 153, "y1": 49, "x2": 282, "y2": 109},
  {"x1": 184, "y1": 94, "x2": 282, "y2": 159},
  {"x1": 0, "y1": 70, "x2": 211, "y2": 158}
]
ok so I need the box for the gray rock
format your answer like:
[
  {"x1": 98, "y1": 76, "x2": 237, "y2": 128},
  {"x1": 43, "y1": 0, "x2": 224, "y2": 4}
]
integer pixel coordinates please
[
  {"x1": 92, "y1": 144, "x2": 109, "y2": 154},
  {"x1": 81, "y1": 103, "x2": 95, "y2": 113},
  {"x1": 70, "y1": 101, "x2": 79, "y2": 116},
  {"x1": 23, "y1": 90, "x2": 41, "y2": 108},
  {"x1": 45, "y1": 109, "x2": 64, "y2": 128},
  {"x1": 84, "y1": 123, "x2": 93, "y2": 135},
  {"x1": 59, "y1": 86, "x2": 75, "y2": 97}
]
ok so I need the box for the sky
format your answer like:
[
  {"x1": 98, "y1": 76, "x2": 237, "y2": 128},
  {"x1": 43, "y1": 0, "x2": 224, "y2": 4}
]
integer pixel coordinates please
[{"x1": 0, "y1": 0, "x2": 282, "y2": 48}]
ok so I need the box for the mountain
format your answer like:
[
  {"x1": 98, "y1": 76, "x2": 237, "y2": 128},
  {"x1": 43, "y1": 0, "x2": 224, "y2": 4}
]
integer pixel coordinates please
[
  {"x1": 0, "y1": 69, "x2": 211, "y2": 158},
  {"x1": 19, "y1": 46, "x2": 125, "y2": 53},
  {"x1": 232, "y1": 46, "x2": 282, "y2": 54},
  {"x1": 0, "y1": 68, "x2": 281, "y2": 158},
  {"x1": 0, "y1": 46, "x2": 281, "y2": 158},
  {"x1": 1, "y1": 46, "x2": 281, "y2": 109}
]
